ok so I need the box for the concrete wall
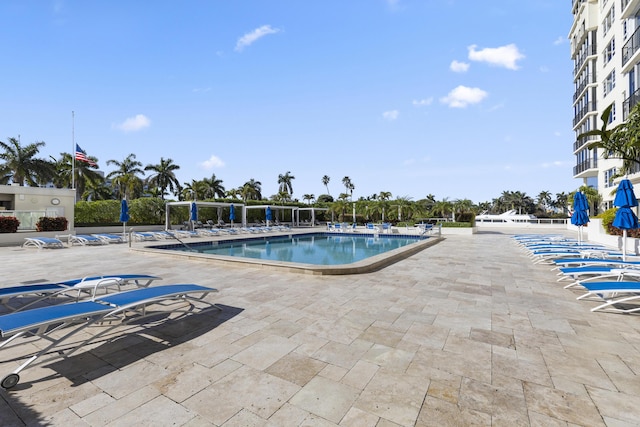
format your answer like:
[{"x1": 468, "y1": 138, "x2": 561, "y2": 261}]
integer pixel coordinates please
[{"x1": 0, "y1": 185, "x2": 76, "y2": 230}]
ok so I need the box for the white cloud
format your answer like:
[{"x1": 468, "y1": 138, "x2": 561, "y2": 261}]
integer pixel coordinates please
[
  {"x1": 541, "y1": 160, "x2": 570, "y2": 168},
  {"x1": 553, "y1": 36, "x2": 566, "y2": 46},
  {"x1": 235, "y1": 25, "x2": 281, "y2": 52},
  {"x1": 382, "y1": 110, "x2": 399, "y2": 121},
  {"x1": 450, "y1": 60, "x2": 469, "y2": 73},
  {"x1": 440, "y1": 85, "x2": 488, "y2": 108},
  {"x1": 200, "y1": 155, "x2": 225, "y2": 170},
  {"x1": 412, "y1": 98, "x2": 433, "y2": 107},
  {"x1": 385, "y1": 0, "x2": 400, "y2": 8},
  {"x1": 112, "y1": 114, "x2": 151, "y2": 132},
  {"x1": 467, "y1": 43, "x2": 525, "y2": 70}
]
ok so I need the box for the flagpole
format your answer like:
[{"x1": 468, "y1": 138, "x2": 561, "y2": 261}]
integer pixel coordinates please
[{"x1": 71, "y1": 111, "x2": 76, "y2": 200}]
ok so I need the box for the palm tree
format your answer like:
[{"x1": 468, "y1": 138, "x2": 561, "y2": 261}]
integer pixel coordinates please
[
  {"x1": 322, "y1": 175, "x2": 331, "y2": 195},
  {"x1": 0, "y1": 137, "x2": 55, "y2": 186},
  {"x1": 553, "y1": 191, "x2": 569, "y2": 215},
  {"x1": 581, "y1": 103, "x2": 640, "y2": 176},
  {"x1": 106, "y1": 154, "x2": 145, "y2": 199},
  {"x1": 452, "y1": 198, "x2": 474, "y2": 222},
  {"x1": 240, "y1": 179, "x2": 262, "y2": 202},
  {"x1": 181, "y1": 179, "x2": 208, "y2": 200},
  {"x1": 393, "y1": 196, "x2": 414, "y2": 222},
  {"x1": 201, "y1": 173, "x2": 226, "y2": 199},
  {"x1": 342, "y1": 176, "x2": 354, "y2": 200},
  {"x1": 303, "y1": 194, "x2": 315, "y2": 205},
  {"x1": 329, "y1": 196, "x2": 351, "y2": 222},
  {"x1": 431, "y1": 198, "x2": 453, "y2": 219},
  {"x1": 278, "y1": 171, "x2": 295, "y2": 196},
  {"x1": 82, "y1": 179, "x2": 114, "y2": 201},
  {"x1": 226, "y1": 188, "x2": 242, "y2": 199},
  {"x1": 144, "y1": 157, "x2": 181, "y2": 200},
  {"x1": 536, "y1": 190, "x2": 552, "y2": 214}
]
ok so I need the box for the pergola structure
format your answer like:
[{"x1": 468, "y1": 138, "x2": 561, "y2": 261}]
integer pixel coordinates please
[
  {"x1": 165, "y1": 201, "x2": 245, "y2": 229},
  {"x1": 296, "y1": 207, "x2": 329, "y2": 227},
  {"x1": 243, "y1": 204, "x2": 299, "y2": 226}
]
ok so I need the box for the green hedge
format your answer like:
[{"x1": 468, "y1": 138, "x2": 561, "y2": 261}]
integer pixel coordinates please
[{"x1": 75, "y1": 198, "x2": 167, "y2": 226}]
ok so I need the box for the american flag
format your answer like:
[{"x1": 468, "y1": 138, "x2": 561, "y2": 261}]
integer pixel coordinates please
[{"x1": 75, "y1": 144, "x2": 97, "y2": 166}]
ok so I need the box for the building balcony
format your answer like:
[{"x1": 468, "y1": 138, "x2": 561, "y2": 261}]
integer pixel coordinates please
[
  {"x1": 573, "y1": 44, "x2": 597, "y2": 76},
  {"x1": 573, "y1": 73, "x2": 596, "y2": 102},
  {"x1": 573, "y1": 134, "x2": 598, "y2": 152},
  {"x1": 573, "y1": 158, "x2": 598, "y2": 178},
  {"x1": 624, "y1": 87, "x2": 640, "y2": 120},
  {"x1": 622, "y1": 0, "x2": 640, "y2": 19},
  {"x1": 573, "y1": 102, "x2": 597, "y2": 127},
  {"x1": 622, "y1": 26, "x2": 640, "y2": 70}
]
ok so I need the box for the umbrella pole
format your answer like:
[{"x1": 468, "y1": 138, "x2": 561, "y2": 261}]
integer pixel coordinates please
[
  {"x1": 624, "y1": 229, "x2": 628, "y2": 261},
  {"x1": 578, "y1": 226, "x2": 582, "y2": 244}
]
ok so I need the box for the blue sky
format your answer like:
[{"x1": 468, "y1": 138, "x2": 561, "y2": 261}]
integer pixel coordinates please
[{"x1": 1, "y1": 1, "x2": 575, "y2": 203}]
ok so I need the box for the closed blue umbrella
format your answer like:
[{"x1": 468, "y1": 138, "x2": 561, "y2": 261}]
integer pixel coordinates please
[
  {"x1": 266, "y1": 206, "x2": 272, "y2": 226},
  {"x1": 190, "y1": 202, "x2": 198, "y2": 230},
  {"x1": 120, "y1": 199, "x2": 130, "y2": 239},
  {"x1": 613, "y1": 179, "x2": 639, "y2": 260},
  {"x1": 229, "y1": 204, "x2": 235, "y2": 226},
  {"x1": 571, "y1": 192, "x2": 589, "y2": 243},
  {"x1": 614, "y1": 179, "x2": 639, "y2": 208},
  {"x1": 119, "y1": 199, "x2": 130, "y2": 223}
]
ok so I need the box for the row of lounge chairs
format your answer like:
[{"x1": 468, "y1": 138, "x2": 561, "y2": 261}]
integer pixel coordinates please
[
  {"x1": 0, "y1": 273, "x2": 218, "y2": 389},
  {"x1": 133, "y1": 226, "x2": 291, "y2": 241},
  {"x1": 22, "y1": 224, "x2": 296, "y2": 248},
  {"x1": 514, "y1": 234, "x2": 640, "y2": 314},
  {"x1": 22, "y1": 234, "x2": 126, "y2": 249}
]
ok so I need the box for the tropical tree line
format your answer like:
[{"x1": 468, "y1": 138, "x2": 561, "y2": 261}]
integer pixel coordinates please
[{"x1": 0, "y1": 136, "x2": 576, "y2": 223}]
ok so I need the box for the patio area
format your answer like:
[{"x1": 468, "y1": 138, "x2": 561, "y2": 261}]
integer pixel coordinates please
[{"x1": 0, "y1": 229, "x2": 638, "y2": 426}]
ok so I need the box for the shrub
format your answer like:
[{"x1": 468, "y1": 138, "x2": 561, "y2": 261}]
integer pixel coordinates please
[
  {"x1": 0, "y1": 217, "x2": 20, "y2": 233},
  {"x1": 36, "y1": 217, "x2": 68, "y2": 232},
  {"x1": 601, "y1": 207, "x2": 640, "y2": 238},
  {"x1": 441, "y1": 221, "x2": 472, "y2": 228}
]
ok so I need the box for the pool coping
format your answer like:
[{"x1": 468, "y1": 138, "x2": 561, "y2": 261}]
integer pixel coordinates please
[{"x1": 131, "y1": 231, "x2": 444, "y2": 275}]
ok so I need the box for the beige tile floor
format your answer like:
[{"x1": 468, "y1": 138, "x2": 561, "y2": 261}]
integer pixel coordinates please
[{"x1": 0, "y1": 230, "x2": 639, "y2": 426}]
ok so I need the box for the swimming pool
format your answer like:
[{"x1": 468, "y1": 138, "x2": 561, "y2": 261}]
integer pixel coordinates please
[{"x1": 136, "y1": 232, "x2": 441, "y2": 275}]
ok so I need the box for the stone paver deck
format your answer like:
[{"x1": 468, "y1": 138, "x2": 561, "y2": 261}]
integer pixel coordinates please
[{"x1": 0, "y1": 229, "x2": 638, "y2": 426}]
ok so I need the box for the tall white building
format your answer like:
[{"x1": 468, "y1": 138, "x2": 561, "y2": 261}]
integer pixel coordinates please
[{"x1": 571, "y1": 0, "x2": 640, "y2": 210}]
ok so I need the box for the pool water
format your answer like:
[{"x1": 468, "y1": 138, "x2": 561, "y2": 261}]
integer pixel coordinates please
[{"x1": 155, "y1": 233, "x2": 426, "y2": 266}]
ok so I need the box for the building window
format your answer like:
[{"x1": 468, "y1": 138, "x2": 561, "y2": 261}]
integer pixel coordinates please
[
  {"x1": 603, "y1": 37, "x2": 615, "y2": 64},
  {"x1": 604, "y1": 70, "x2": 616, "y2": 97},
  {"x1": 602, "y1": 4, "x2": 615, "y2": 35},
  {"x1": 604, "y1": 168, "x2": 617, "y2": 188},
  {"x1": 609, "y1": 102, "x2": 616, "y2": 123}
]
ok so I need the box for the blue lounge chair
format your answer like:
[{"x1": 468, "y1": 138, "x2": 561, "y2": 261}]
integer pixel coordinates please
[
  {"x1": 68, "y1": 234, "x2": 107, "y2": 246},
  {"x1": 91, "y1": 233, "x2": 126, "y2": 244},
  {"x1": 574, "y1": 281, "x2": 640, "y2": 313},
  {"x1": 22, "y1": 237, "x2": 65, "y2": 249},
  {"x1": 0, "y1": 274, "x2": 162, "y2": 312},
  {"x1": 132, "y1": 232, "x2": 157, "y2": 241},
  {"x1": 0, "y1": 283, "x2": 218, "y2": 389}
]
